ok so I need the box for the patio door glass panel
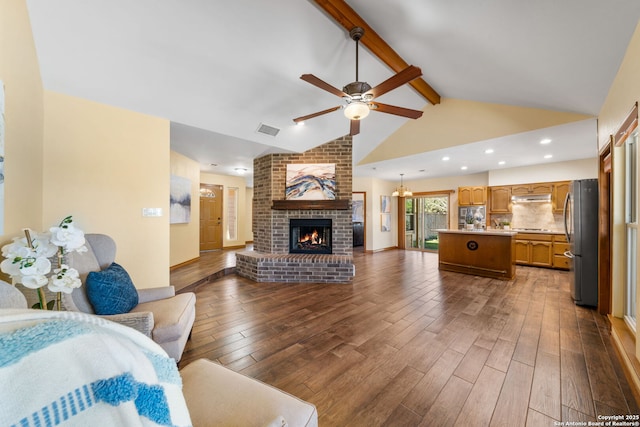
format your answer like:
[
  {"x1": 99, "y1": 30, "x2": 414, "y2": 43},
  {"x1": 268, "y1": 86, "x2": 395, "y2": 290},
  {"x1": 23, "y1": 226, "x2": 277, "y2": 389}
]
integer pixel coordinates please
[{"x1": 405, "y1": 195, "x2": 449, "y2": 251}]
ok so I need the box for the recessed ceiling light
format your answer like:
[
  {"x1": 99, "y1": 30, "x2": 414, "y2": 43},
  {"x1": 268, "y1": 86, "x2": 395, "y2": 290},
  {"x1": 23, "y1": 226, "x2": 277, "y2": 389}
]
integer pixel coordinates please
[
  {"x1": 442, "y1": 156, "x2": 450, "y2": 161},
  {"x1": 235, "y1": 168, "x2": 247, "y2": 174},
  {"x1": 418, "y1": 169, "x2": 425, "y2": 172},
  {"x1": 209, "y1": 163, "x2": 217, "y2": 166},
  {"x1": 540, "y1": 138, "x2": 552, "y2": 144},
  {"x1": 485, "y1": 149, "x2": 494, "y2": 154},
  {"x1": 498, "y1": 161, "x2": 506, "y2": 165},
  {"x1": 296, "y1": 121, "x2": 305, "y2": 126},
  {"x1": 544, "y1": 154, "x2": 553, "y2": 159},
  {"x1": 461, "y1": 166, "x2": 468, "y2": 170}
]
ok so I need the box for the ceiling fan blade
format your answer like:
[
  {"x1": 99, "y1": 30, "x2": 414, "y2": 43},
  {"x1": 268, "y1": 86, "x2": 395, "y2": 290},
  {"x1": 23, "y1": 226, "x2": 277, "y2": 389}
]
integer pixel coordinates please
[
  {"x1": 300, "y1": 74, "x2": 349, "y2": 98},
  {"x1": 350, "y1": 119, "x2": 360, "y2": 136},
  {"x1": 370, "y1": 102, "x2": 423, "y2": 119},
  {"x1": 365, "y1": 65, "x2": 422, "y2": 99},
  {"x1": 293, "y1": 106, "x2": 342, "y2": 123}
]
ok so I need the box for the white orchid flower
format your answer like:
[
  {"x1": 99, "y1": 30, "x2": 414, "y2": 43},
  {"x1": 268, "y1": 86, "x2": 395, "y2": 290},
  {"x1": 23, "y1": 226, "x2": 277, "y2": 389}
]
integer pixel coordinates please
[
  {"x1": 31, "y1": 233, "x2": 58, "y2": 258},
  {"x1": 19, "y1": 256, "x2": 51, "y2": 277},
  {"x1": 48, "y1": 265, "x2": 81, "y2": 293},
  {"x1": 0, "y1": 258, "x2": 22, "y2": 278},
  {"x1": 2, "y1": 216, "x2": 87, "y2": 303},
  {"x1": 2, "y1": 239, "x2": 32, "y2": 259},
  {"x1": 21, "y1": 273, "x2": 51, "y2": 289},
  {"x1": 49, "y1": 223, "x2": 87, "y2": 253}
]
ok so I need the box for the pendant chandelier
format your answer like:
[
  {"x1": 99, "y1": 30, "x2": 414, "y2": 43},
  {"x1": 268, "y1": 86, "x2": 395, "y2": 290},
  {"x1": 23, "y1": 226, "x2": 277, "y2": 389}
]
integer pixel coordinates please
[{"x1": 392, "y1": 174, "x2": 413, "y2": 197}]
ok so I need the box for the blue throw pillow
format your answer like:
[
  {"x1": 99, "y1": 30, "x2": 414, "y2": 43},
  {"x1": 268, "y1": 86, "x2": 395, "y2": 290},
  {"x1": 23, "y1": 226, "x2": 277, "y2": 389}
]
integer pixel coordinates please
[{"x1": 86, "y1": 262, "x2": 139, "y2": 315}]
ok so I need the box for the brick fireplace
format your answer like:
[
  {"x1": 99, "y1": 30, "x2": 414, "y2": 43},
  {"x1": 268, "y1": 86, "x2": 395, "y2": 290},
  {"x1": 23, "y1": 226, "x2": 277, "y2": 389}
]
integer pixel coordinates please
[{"x1": 235, "y1": 136, "x2": 354, "y2": 283}]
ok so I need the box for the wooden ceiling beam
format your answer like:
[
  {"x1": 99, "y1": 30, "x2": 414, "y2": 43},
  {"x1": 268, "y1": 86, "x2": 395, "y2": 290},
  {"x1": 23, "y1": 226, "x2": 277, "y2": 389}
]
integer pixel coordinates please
[{"x1": 313, "y1": 0, "x2": 441, "y2": 105}]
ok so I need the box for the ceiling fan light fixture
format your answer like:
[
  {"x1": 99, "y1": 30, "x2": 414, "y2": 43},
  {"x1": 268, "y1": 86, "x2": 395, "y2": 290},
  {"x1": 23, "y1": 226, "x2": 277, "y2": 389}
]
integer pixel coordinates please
[{"x1": 344, "y1": 101, "x2": 370, "y2": 120}]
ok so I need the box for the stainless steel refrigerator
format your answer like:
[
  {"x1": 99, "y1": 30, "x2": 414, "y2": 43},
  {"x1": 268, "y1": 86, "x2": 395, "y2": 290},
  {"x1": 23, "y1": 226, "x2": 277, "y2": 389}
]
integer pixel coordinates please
[{"x1": 563, "y1": 179, "x2": 598, "y2": 307}]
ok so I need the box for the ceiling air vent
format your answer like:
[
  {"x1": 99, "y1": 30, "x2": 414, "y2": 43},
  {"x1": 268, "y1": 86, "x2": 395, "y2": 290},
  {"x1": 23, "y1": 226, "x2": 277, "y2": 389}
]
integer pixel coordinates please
[{"x1": 256, "y1": 123, "x2": 280, "y2": 137}]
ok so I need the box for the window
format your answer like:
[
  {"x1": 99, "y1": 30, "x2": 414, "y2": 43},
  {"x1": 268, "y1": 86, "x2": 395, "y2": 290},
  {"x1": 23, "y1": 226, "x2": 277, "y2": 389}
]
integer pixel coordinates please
[
  {"x1": 625, "y1": 131, "x2": 638, "y2": 331},
  {"x1": 226, "y1": 187, "x2": 238, "y2": 241}
]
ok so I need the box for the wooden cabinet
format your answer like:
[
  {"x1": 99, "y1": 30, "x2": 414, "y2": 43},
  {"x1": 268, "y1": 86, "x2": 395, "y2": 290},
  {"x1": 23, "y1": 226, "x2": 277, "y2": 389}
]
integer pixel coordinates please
[
  {"x1": 511, "y1": 183, "x2": 553, "y2": 195},
  {"x1": 552, "y1": 181, "x2": 571, "y2": 213},
  {"x1": 437, "y1": 230, "x2": 516, "y2": 280},
  {"x1": 515, "y1": 233, "x2": 553, "y2": 267},
  {"x1": 552, "y1": 234, "x2": 571, "y2": 269},
  {"x1": 458, "y1": 186, "x2": 487, "y2": 205},
  {"x1": 489, "y1": 186, "x2": 511, "y2": 213}
]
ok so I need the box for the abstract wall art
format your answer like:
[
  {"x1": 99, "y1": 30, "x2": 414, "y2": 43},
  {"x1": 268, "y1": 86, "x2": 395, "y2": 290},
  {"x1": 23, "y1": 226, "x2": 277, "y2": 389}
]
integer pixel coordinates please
[
  {"x1": 381, "y1": 195, "x2": 391, "y2": 213},
  {"x1": 170, "y1": 175, "x2": 191, "y2": 224},
  {"x1": 285, "y1": 163, "x2": 336, "y2": 200}
]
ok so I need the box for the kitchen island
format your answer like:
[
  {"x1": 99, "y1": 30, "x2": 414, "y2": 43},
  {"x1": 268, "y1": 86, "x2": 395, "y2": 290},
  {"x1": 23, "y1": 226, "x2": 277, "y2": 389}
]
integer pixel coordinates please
[{"x1": 435, "y1": 229, "x2": 517, "y2": 280}]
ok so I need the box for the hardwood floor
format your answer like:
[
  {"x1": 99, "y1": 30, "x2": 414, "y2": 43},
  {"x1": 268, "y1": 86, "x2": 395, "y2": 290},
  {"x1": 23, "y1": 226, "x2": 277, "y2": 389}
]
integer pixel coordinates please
[{"x1": 173, "y1": 248, "x2": 639, "y2": 426}]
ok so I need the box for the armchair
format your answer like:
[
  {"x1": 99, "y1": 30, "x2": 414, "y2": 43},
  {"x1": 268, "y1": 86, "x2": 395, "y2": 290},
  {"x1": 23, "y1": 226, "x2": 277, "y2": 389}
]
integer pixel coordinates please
[
  {"x1": 0, "y1": 280, "x2": 27, "y2": 309},
  {"x1": 62, "y1": 233, "x2": 196, "y2": 362}
]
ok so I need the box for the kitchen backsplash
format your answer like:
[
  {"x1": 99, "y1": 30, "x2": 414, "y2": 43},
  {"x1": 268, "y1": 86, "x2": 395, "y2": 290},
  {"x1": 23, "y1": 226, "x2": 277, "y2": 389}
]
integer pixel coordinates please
[{"x1": 492, "y1": 202, "x2": 564, "y2": 231}]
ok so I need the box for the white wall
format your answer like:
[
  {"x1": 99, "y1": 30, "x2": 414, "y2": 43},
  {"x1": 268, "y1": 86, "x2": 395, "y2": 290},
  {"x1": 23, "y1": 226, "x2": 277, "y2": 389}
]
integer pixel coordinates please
[
  {"x1": 353, "y1": 176, "x2": 398, "y2": 252},
  {"x1": 488, "y1": 158, "x2": 598, "y2": 185}
]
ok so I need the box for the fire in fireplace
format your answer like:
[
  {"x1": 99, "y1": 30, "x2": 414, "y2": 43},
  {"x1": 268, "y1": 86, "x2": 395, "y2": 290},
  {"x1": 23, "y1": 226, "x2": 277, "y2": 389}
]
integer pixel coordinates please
[{"x1": 289, "y1": 218, "x2": 332, "y2": 254}]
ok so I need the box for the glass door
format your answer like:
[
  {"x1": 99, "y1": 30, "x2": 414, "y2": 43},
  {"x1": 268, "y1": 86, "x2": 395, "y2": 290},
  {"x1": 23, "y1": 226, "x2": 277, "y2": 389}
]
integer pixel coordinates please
[{"x1": 405, "y1": 194, "x2": 449, "y2": 251}]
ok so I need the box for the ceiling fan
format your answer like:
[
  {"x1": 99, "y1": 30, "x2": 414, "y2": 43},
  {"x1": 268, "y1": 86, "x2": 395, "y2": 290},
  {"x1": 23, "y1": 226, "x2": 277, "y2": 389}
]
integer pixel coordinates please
[{"x1": 293, "y1": 27, "x2": 424, "y2": 136}]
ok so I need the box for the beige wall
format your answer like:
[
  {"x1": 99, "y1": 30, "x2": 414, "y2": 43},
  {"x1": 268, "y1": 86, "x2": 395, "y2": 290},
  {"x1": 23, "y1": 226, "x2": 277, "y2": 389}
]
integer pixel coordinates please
[
  {"x1": 42, "y1": 91, "x2": 170, "y2": 289},
  {"x1": 0, "y1": 0, "x2": 44, "y2": 239},
  {"x1": 170, "y1": 151, "x2": 200, "y2": 266},
  {"x1": 599, "y1": 21, "x2": 640, "y2": 332},
  {"x1": 362, "y1": 98, "x2": 593, "y2": 164},
  {"x1": 200, "y1": 172, "x2": 250, "y2": 248},
  {"x1": 488, "y1": 158, "x2": 598, "y2": 185}
]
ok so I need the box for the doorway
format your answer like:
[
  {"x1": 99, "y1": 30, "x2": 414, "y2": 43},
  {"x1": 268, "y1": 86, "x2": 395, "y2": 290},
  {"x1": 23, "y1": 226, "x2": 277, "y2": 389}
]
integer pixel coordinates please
[
  {"x1": 200, "y1": 184, "x2": 223, "y2": 251},
  {"x1": 405, "y1": 193, "x2": 450, "y2": 251}
]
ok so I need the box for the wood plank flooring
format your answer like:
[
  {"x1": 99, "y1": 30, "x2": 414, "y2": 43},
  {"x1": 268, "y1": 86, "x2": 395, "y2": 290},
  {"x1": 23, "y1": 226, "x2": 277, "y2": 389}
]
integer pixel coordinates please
[{"x1": 173, "y1": 248, "x2": 639, "y2": 426}]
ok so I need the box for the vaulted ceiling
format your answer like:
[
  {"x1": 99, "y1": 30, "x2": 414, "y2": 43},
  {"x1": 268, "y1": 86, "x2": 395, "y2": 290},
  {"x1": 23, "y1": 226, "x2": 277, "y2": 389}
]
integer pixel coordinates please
[{"x1": 25, "y1": 1, "x2": 640, "y2": 183}]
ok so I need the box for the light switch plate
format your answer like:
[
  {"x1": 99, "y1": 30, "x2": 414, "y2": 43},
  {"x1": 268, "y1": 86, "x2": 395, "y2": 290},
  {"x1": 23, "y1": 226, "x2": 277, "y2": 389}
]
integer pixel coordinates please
[{"x1": 142, "y1": 208, "x2": 162, "y2": 217}]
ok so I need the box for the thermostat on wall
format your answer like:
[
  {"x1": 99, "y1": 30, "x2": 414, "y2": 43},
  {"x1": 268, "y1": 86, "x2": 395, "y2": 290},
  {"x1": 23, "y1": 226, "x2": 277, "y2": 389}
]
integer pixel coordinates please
[{"x1": 142, "y1": 208, "x2": 163, "y2": 217}]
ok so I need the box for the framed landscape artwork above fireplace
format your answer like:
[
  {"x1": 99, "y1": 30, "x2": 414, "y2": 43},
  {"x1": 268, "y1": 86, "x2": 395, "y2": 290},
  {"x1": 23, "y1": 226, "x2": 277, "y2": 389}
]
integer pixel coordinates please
[{"x1": 285, "y1": 163, "x2": 336, "y2": 200}]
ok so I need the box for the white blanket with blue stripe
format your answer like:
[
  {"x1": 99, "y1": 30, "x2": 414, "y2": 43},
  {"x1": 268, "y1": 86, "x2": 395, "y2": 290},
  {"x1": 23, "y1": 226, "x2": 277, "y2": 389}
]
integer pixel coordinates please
[{"x1": 0, "y1": 309, "x2": 192, "y2": 427}]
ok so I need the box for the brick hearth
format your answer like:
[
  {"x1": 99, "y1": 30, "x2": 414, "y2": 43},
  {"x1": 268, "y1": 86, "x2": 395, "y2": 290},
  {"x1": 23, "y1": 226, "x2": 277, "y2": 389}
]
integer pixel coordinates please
[{"x1": 236, "y1": 136, "x2": 355, "y2": 283}]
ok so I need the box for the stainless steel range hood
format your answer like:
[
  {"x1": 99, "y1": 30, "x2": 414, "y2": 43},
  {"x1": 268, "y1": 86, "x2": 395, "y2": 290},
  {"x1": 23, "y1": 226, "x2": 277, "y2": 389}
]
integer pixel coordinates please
[{"x1": 511, "y1": 194, "x2": 551, "y2": 203}]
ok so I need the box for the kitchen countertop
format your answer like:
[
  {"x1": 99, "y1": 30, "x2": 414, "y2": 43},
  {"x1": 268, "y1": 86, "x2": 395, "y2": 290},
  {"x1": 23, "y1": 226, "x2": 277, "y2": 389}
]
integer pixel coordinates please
[
  {"x1": 436, "y1": 228, "x2": 565, "y2": 235},
  {"x1": 508, "y1": 228, "x2": 564, "y2": 234},
  {"x1": 435, "y1": 229, "x2": 518, "y2": 236}
]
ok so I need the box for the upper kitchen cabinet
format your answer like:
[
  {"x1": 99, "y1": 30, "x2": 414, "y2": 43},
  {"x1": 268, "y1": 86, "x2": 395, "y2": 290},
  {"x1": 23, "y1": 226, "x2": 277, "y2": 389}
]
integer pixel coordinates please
[
  {"x1": 489, "y1": 186, "x2": 511, "y2": 213},
  {"x1": 458, "y1": 186, "x2": 487, "y2": 205},
  {"x1": 511, "y1": 183, "x2": 553, "y2": 195},
  {"x1": 552, "y1": 181, "x2": 571, "y2": 213}
]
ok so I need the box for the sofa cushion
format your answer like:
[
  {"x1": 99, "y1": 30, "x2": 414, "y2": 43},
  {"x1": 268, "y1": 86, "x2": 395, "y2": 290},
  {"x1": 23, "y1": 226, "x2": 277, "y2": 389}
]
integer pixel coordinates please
[
  {"x1": 132, "y1": 292, "x2": 195, "y2": 343},
  {"x1": 86, "y1": 262, "x2": 139, "y2": 315}
]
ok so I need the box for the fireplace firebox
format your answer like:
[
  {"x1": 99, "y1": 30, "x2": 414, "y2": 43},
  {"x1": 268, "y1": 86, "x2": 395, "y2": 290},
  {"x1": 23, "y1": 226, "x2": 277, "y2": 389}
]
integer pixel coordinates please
[{"x1": 289, "y1": 218, "x2": 332, "y2": 254}]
